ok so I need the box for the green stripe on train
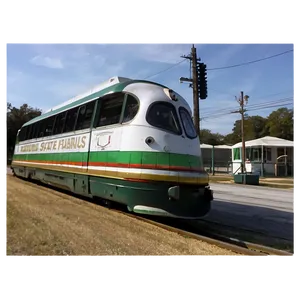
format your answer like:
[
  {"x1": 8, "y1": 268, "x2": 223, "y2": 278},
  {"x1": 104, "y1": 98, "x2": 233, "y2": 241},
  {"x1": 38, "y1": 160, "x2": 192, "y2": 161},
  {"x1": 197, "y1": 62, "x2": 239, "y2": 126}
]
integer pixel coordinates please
[{"x1": 13, "y1": 151, "x2": 202, "y2": 168}]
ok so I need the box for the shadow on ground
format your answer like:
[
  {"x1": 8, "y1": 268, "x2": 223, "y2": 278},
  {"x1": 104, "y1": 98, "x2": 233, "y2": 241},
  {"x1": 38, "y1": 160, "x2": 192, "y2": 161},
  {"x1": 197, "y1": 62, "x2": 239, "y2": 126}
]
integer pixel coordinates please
[{"x1": 191, "y1": 200, "x2": 294, "y2": 252}]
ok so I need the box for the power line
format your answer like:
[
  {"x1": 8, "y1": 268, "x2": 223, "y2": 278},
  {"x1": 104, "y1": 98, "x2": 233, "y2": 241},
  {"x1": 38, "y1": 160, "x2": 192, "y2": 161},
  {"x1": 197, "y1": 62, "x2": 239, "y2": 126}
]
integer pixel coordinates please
[
  {"x1": 201, "y1": 101, "x2": 293, "y2": 121},
  {"x1": 143, "y1": 59, "x2": 187, "y2": 80},
  {"x1": 200, "y1": 99, "x2": 292, "y2": 118},
  {"x1": 201, "y1": 97, "x2": 293, "y2": 119},
  {"x1": 201, "y1": 97, "x2": 293, "y2": 115},
  {"x1": 139, "y1": 49, "x2": 293, "y2": 83},
  {"x1": 201, "y1": 89, "x2": 293, "y2": 114},
  {"x1": 207, "y1": 49, "x2": 293, "y2": 71},
  {"x1": 207, "y1": 87, "x2": 236, "y2": 97},
  {"x1": 201, "y1": 104, "x2": 293, "y2": 121}
]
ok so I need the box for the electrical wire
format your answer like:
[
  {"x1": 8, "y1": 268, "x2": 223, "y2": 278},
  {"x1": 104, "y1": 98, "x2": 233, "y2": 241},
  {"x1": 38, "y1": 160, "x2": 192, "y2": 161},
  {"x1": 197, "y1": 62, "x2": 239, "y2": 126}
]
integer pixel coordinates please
[
  {"x1": 201, "y1": 101, "x2": 293, "y2": 120},
  {"x1": 203, "y1": 103, "x2": 293, "y2": 121},
  {"x1": 207, "y1": 49, "x2": 293, "y2": 71},
  {"x1": 200, "y1": 97, "x2": 293, "y2": 118},
  {"x1": 140, "y1": 48, "x2": 293, "y2": 88},
  {"x1": 143, "y1": 59, "x2": 187, "y2": 80},
  {"x1": 201, "y1": 101, "x2": 293, "y2": 121},
  {"x1": 200, "y1": 97, "x2": 293, "y2": 116},
  {"x1": 200, "y1": 90, "x2": 293, "y2": 116}
]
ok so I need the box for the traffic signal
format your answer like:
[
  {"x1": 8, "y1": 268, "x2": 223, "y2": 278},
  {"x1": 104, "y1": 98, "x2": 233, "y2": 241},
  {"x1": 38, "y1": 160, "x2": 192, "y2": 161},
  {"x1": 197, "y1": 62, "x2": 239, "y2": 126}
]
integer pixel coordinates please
[{"x1": 197, "y1": 63, "x2": 207, "y2": 99}]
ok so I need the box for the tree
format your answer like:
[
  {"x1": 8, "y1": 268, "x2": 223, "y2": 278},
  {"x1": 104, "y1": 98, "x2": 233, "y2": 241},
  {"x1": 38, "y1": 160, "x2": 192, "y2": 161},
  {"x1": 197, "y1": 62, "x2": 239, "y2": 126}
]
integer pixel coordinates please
[
  {"x1": 224, "y1": 115, "x2": 269, "y2": 145},
  {"x1": 7, "y1": 103, "x2": 42, "y2": 159},
  {"x1": 199, "y1": 129, "x2": 224, "y2": 145},
  {"x1": 223, "y1": 132, "x2": 237, "y2": 145},
  {"x1": 266, "y1": 108, "x2": 293, "y2": 140}
]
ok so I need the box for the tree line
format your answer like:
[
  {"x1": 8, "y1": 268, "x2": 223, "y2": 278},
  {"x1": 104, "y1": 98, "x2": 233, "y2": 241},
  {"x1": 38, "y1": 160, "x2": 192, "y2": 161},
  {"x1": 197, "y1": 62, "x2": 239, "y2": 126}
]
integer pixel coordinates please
[
  {"x1": 7, "y1": 102, "x2": 293, "y2": 159},
  {"x1": 200, "y1": 107, "x2": 293, "y2": 145}
]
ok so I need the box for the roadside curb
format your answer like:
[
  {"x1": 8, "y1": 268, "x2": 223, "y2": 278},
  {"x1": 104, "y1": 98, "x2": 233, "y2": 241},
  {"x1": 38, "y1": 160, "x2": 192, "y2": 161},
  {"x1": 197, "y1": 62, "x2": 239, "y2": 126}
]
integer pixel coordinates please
[{"x1": 210, "y1": 179, "x2": 293, "y2": 189}]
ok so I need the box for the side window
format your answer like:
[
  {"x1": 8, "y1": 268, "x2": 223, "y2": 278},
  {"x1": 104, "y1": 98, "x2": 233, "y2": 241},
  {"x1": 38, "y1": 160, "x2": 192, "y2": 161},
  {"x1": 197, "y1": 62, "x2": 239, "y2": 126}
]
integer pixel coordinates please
[
  {"x1": 179, "y1": 107, "x2": 197, "y2": 139},
  {"x1": 53, "y1": 111, "x2": 67, "y2": 135},
  {"x1": 26, "y1": 124, "x2": 33, "y2": 140},
  {"x1": 38, "y1": 119, "x2": 46, "y2": 137},
  {"x1": 63, "y1": 107, "x2": 78, "y2": 133},
  {"x1": 146, "y1": 102, "x2": 182, "y2": 135},
  {"x1": 122, "y1": 95, "x2": 139, "y2": 123},
  {"x1": 97, "y1": 93, "x2": 124, "y2": 127},
  {"x1": 19, "y1": 126, "x2": 27, "y2": 142},
  {"x1": 31, "y1": 123, "x2": 39, "y2": 139},
  {"x1": 44, "y1": 116, "x2": 56, "y2": 137},
  {"x1": 75, "y1": 101, "x2": 95, "y2": 130}
]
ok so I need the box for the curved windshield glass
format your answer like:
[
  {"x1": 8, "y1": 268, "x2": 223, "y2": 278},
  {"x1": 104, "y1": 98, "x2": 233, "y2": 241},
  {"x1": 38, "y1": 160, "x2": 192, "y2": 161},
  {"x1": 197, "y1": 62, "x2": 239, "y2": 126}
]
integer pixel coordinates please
[
  {"x1": 122, "y1": 95, "x2": 139, "y2": 123},
  {"x1": 146, "y1": 102, "x2": 182, "y2": 135},
  {"x1": 179, "y1": 107, "x2": 197, "y2": 139}
]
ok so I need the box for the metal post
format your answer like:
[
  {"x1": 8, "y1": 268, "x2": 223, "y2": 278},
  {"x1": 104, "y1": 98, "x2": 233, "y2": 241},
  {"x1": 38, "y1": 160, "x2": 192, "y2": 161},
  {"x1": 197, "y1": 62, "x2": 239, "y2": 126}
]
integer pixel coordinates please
[
  {"x1": 212, "y1": 145, "x2": 215, "y2": 175},
  {"x1": 191, "y1": 45, "x2": 200, "y2": 136}
]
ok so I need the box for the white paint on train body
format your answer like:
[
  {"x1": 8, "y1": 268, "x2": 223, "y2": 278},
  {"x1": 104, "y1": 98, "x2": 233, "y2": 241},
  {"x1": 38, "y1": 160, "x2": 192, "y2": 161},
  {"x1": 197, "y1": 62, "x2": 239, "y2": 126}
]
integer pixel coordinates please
[
  {"x1": 15, "y1": 80, "x2": 202, "y2": 159},
  {"x1": 15, "y1": 132, "x2": 90, "y2": 155}
]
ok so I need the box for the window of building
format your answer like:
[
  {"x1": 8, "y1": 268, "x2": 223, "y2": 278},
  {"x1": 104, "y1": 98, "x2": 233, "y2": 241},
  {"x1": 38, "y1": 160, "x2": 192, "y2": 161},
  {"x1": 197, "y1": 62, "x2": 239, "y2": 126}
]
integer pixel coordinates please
[
  {"x1": 252, "y1": 148, "x2": 261, "y2": 161},
  {"x1": 277, "y1": 147, "x2": 285, "y2": 158},
  {"x1": 263, "y1": 147, "x2": 272, "y2": 162},
  {"x1": 233, "y1": 148, "x2": 240, "y2": 160}
]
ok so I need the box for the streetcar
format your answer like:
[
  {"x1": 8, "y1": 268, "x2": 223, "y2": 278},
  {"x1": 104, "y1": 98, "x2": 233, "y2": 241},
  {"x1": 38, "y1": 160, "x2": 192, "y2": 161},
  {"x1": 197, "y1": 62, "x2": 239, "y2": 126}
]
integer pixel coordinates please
[{"x1": 11, "y1": 76, "x2": 213, "y2": 219}]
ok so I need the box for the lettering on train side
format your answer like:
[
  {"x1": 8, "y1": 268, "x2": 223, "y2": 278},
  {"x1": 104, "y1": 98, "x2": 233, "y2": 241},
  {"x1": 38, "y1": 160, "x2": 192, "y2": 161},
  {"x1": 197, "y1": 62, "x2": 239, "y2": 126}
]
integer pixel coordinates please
[
  {"x1": 20, "y1": 144, "x2": 39, "y2": 152},
  {"x1": 20, "y1": 135, "x2": 88, "y2": 153}
]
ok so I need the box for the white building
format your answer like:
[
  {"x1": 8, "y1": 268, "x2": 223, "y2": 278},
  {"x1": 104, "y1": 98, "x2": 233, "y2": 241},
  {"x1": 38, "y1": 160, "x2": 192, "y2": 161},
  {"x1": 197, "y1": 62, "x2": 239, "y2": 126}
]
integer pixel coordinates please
[{"x1": 231, "y1": 136, "x2": 293, "y2": 177}]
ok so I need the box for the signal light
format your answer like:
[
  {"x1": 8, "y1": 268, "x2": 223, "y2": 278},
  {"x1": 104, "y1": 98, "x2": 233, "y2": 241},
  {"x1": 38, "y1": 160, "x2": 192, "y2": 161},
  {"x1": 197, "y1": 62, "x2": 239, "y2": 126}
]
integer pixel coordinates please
[{"x1": 197, "y1": 63, "x2": 208, "y2": 100}]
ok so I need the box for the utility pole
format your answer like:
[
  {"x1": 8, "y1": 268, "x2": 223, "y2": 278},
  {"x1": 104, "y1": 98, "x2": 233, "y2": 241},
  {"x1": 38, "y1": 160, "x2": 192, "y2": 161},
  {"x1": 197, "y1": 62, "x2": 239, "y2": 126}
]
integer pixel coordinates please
[
  {"x1": 180, "y1": 44, "x2": 207, "y2": 137},
  {"x1": 236, "y1": 92, "x2": 249, "y2": 180},
  {"x1": 191, "y1": 46, "x2": 200, "y2": 136}
]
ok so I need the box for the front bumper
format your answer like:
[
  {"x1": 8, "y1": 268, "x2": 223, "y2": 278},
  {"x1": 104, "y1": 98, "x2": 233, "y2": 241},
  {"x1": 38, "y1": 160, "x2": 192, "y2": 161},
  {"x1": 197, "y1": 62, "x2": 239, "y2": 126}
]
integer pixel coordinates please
[{"x1": 168, "y1": 185, "x2": 213, "y2": 202}]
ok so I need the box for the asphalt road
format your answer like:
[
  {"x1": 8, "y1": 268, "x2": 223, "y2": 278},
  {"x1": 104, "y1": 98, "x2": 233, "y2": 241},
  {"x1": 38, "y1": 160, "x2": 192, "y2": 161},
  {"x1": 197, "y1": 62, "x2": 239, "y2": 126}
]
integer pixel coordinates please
[{"x1": 203, "y1": 183, "x2": 294, "y2": 240}]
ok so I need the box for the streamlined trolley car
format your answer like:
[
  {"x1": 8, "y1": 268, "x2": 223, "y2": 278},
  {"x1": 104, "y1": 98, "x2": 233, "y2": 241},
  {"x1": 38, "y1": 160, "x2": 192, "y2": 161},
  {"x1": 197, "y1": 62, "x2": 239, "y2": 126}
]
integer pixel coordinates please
[{"x1": 11, "y1": 77, "x2": 213, "y2": 219}]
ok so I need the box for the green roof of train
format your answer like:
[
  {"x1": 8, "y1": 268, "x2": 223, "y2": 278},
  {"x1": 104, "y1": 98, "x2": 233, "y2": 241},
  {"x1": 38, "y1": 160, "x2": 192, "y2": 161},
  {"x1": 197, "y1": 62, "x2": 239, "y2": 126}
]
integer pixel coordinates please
[{"x1": 23, "y1": 79, "x2": 167, "y2": 127}]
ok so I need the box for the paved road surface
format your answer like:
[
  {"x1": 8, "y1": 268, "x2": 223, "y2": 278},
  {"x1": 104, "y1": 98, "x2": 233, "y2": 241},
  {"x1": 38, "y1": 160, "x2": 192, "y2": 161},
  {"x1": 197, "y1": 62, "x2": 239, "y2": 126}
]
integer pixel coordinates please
[{"x1": 203, "y1": 183, "x2": 294, "y2": 240}]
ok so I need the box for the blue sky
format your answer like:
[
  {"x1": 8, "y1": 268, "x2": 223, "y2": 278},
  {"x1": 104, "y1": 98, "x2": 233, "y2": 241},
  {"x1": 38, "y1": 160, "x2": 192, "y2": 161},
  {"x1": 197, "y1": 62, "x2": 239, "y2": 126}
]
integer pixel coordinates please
[{"x1": 7, "y1": 44, "x2": 293, "y2": 135}]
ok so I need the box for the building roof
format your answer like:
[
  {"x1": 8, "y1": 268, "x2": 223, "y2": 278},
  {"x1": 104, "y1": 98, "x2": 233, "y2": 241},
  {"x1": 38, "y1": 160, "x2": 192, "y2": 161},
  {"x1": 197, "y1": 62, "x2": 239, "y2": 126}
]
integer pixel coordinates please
[
  {"x1": 232, "y1": 136, "x2": 293, "y2": 148},
  {"x1": 200, "y1": 144, "x2": 232, "y2": 149}
]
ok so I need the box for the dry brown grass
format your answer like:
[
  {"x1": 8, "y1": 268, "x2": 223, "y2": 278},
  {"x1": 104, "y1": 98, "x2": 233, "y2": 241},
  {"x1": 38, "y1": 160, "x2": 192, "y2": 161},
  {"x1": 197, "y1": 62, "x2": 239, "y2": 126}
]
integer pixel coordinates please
[{"x1": 7, "y1": 175, "x2": 237, "y2": 256}]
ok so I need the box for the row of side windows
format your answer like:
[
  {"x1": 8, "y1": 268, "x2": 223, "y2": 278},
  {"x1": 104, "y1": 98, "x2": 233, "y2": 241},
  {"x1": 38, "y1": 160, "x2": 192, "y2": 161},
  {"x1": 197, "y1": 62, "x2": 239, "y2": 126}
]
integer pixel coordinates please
[{"x1": 18, "y1": 93, "x2": 139, "y2": 142}]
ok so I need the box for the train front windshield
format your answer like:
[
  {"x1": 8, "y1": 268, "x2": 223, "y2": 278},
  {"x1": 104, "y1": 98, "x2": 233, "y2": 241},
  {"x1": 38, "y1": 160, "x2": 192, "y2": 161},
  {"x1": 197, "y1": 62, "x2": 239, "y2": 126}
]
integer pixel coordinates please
[
  {"x1": 146, "y1": 102, "x2": 182, "y2": 135},
  {"x1": 146, "y1": 101, "x2": 197, "y2": 139},
  {"x1": 179, "y1": 107, "x2": 197, "y2": 139}
]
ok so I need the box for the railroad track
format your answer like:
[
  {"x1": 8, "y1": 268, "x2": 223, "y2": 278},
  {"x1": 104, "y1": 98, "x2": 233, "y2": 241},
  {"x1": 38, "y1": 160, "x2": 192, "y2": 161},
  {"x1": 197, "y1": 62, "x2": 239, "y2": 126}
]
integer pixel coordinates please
[{"x1": 7, "y1": 173, "x2": 293, "y2": 256}]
